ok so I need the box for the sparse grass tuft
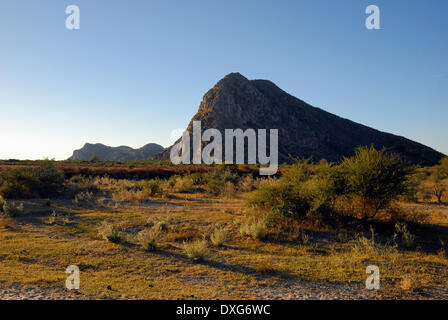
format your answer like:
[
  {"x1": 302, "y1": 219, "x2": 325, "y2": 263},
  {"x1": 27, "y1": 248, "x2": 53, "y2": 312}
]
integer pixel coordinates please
[
  {"x1": 254, "y1": 258, "x2": 275, "y2": 274},
  {"x1": 240, "y1": 220, "x2": 267, "y2": 241},
  {"x1": 183, "y1": 239, "x2": 210, "y2": 262},
  {"x1": 137, "y1": 228, "x2": 160, "y2": 252},
  {"x1": 210, "y1": 227, "x2": 227, "y2": 247},
  {"x1": 398, "y1": 274, "x2": 422, "y2": 293},
  {"x1": 173, "y1": 176, "x2": 194, "y2": 193},
  {"x1": 73, "y1": 191, "x2": 94, "y2": 207},
  {"x1": 97, "y1": 221, "x2": 122, "y2": 243}
]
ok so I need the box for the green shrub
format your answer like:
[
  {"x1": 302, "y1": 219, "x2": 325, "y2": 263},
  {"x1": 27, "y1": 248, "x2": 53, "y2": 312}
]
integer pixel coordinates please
[
  {"x1": 300, "y1": 161, "x2": 347, "y2": 211},
  {"x1": 0, "y1": 160, "x2": 65, "y2": 199},
  {"x1": 202, "y1": 178, "x2": 223, "y2": 196},
  {"x1": 342, "y1": 146, "x2": 414, "y2": 219},
  {"x1": 281, "y1": 158, "x2": 313, "y2": 186},
  {"x1": 188, "y1": 173, "x2": 205, "y2": 185},
  {"x1": 210, "y1": 227, "x2": 227, "y2": 247},
  {"x1": 168, "y1": 175, "x2": 180, "y2": 188},
  {"x1": 249, "y1": 181, "x2": 309, "y2": 219},
  {"x1": 33, "y1": 160, "x2": 65, "y2": 196},
  {"x1": 438, "y1": 157, "x2": 448, "y2": 175},
  {"x1": 203, "y1": 166, "x2": 240, "y2": 196},
  {"x1": 430, "y1": 163, "x2": 447, "y2": 203},
  {"x1": 183, "y1": 240, "x2": 210, "y2": 262},
  {"x1": 143, "y1": 179, "x2": 163, "y2": 196}
]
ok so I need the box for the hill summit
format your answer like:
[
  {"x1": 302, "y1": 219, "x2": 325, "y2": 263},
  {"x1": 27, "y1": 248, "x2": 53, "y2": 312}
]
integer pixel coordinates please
[{"x1": 155, "y1": 72, "x2": 444, "y2": 165}]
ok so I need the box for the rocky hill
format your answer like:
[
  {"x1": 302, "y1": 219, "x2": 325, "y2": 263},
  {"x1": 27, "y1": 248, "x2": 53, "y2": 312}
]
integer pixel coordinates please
[
  {"x1": 154, "y1": 72, "x2": 444, "y2": 165},
  {"x1": 69, "y1": 143, "x2": 164, "y2": 161}
]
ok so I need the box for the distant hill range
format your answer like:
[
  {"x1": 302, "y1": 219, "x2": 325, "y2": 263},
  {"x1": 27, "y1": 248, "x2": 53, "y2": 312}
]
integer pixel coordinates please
[
  {"x1": 68, "y1": 143, "x2": 164, "y2": 161},
  {"x1": 154, "y1": 72, "x2": 444, "y2": 165}
]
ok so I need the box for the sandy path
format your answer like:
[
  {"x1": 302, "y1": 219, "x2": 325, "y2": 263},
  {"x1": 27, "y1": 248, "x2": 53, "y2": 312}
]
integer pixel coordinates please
[
  {"x1": 250, "y1": 280, "x2": 448, "y2": 300},
  {"x1": 1, "y1": 281, "x2": 447, "y2": 300}
]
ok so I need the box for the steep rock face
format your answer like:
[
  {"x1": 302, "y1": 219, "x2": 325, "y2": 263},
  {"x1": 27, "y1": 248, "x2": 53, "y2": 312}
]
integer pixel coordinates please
[
  {"x1": 154, "y1": 73, "x2": 444, "y2": 165},
  {"x1": 69, "y1": 143, "x2": 164, "y2": 161}
]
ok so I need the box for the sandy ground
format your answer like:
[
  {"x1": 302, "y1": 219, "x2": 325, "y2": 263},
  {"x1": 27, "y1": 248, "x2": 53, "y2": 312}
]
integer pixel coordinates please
[{"x1": 1, "y1": 280, "x2": 447, "y2": 300}]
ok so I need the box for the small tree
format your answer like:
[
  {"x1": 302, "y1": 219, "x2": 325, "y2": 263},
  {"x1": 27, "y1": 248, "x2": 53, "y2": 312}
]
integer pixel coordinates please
[
  {"x1": 281, "y1": 158, "x2": 313, "y2": 186},
  {"x1": 439, "y1": 157, "x2": 448, "y2": 173},
  {"x1": 430, "y1": 161, "x2": 448, "y2": 203},
  {"x1": 300, "y1": 161, "x2": 347, "y2": 211},
  {"x1": 249, "y1": 180, "x2": 310, "y2": 219},
  {"x1": 342, "y1": 146, "x2": 414, "y2": 219}
]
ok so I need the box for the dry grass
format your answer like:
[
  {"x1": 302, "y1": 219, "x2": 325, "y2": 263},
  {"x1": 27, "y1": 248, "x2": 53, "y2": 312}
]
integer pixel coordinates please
[
  {"x1": 183, "y1": 239, "x2": 210, "y2": 262},
  {"x1": 0, "y1": 172, "x2": 447, "y2": 299},
  {"x1": 137, "y1": 228, "x2": 161, "y2": 252},
  {"x1": 97, "y1": 221, "x2": 122, "y2": 243},
  {"x1": 240, "y1": 220, "x2": 267, "y2": 241},
  {"x1": 398, "y1": 274, "x2": 422, "y2": 292},
  {"x1": 210, "y1": 227, "x2": 227, "y2": 247},
  {"x1": 254, "y1": 258, "x2": 275, "y2": 274}
]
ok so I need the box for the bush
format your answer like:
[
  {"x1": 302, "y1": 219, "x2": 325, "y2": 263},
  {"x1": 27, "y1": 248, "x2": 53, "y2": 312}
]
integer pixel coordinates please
[
  {"x1": 395, "y1": 222, "x2": 415, "y2": 248},
  {"x1": 137, "y1": 228, "x2": 160, "y2": 252},
  {"x1": 97, "y1": 221, "x2": 122, "y2": 243},
  {"x1": 430, "y1": 163, "x2": 447, "y2": 203},
  {"x1": 167, "y1": 175, "x2": 180, "y2": 188},
  {"x1": 222, "y1": 181, "x2": 236, "y2": 198},
  {"x1": 111, "y1": 188, "x2": 147, "y2": 204},
  {"x1": 439, "y1": 157, "x2": 448, "y2": 174},
  {"x1": 239, "y1": 220, "x2": 267, "y2": 241},
  {"x1": 143, "y1": 179, "x2": 163, "y2": 196},
  {"x1": 238, "y1": 175, "x2": 259, "y2": 192},
  {"x1": 0, "y1": 160, "x2": 65, "y2": 199},
  {"x1": 173, "y1": 176, "x2": 194, "y2": 193},
  {"x1": 342, "y1": 146, "x2": 414, "y2": 219},
  {"x1": 33, "y1": 160, "x2": 65, "y2": 196},
  {"x1": 152, "y1": 220, "x2": 169, "y2": 232},
  {"x1": 183, "y1": 239, "x2": 210, "y2": 262},
  {"x1": 254, "y1": 258, "x2": 275, "y2": 274},
  {"x1": 188, "y1": 173, "x2": 205, "y2": 185},
  {"x1": 203, "y1": 167, "x2": 240, "y2": 196},
  {"x1": 73, "y1": 191, "x2": 94, "y2": 207},
  {"x1": 210, "y1": 227, "x2": 227, "y2": 247},
  {"x1": 1, "y1": 200, "x2": 24, "y2": 217},
  {"x1": 300, "y1": 161, "x2": 347, "y2": 211},
  {"x1": 281, "y1": 158, "x2": 313, "y2": 186},
  {"x1": 249, "y1": 181, "x2": 309, "y2": 219}
]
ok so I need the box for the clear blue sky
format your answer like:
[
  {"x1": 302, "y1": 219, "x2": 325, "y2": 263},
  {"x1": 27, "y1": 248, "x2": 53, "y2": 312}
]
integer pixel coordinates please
[{"x1": 0, "y1": 0, "x2": 447, "y2": 160}]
